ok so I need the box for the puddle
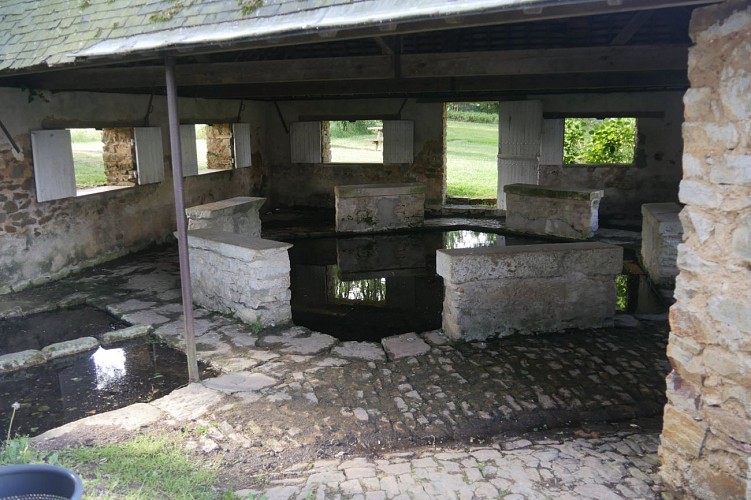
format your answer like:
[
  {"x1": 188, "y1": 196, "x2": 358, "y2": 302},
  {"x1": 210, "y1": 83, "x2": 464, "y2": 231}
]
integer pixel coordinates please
[
  {"x1": 0, "y1": 337, "x2": 216, "y2": 437},
  {"x1": 288, "y1": 230, "x2": 544, "y2": 341},
  {"x1": 0, "y1": 305, "x2": 129, "y2": 355}
]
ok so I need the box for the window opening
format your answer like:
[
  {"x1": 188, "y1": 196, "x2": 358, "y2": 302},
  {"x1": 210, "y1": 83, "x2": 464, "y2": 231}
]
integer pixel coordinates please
[
  {"x1": 327, "y1": 120, "x2": 383, "y2": 163},
  {"x1": 73, "y1": 127, "x2": 135, "y2": 194},
  {"x1": 445, "y1": 102, "x2": 499, "y2": 202},
  {"x1": 563, "y1": 118, "x2": 637, "y2": 165}
]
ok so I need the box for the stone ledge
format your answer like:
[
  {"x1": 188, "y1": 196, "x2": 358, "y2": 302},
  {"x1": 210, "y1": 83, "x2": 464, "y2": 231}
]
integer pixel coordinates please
[
  {"x1": 642, "y1": 203, "x2": 683, "y2": 234},
  {"x1": 437, "y1": 242, "x2": 622, "y2": 284},
  {"x1": 186, "y1": 197, "x2": 265, "y2": 219},
  {"x1": 504, "y1": 183, "x2": 604, "y2": 201},
  {"x1": 187, "y1": 229, "x2": 292, "y2": 262},
  {"x1": 335, "y1": 183, "x2": 426, "y2": 199},
  {"x1": 0, "y1": 349, "x2": 47, "y2": 374}
]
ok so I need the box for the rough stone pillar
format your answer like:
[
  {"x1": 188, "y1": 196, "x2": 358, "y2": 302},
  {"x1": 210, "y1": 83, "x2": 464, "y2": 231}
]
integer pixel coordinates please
[
  {"x1": 321, "y1": 120, "x2": 332, "y2": 163},
  {"x1": 102, "y1": 128, "x2": 136, "y2": 185},
  {"x1": 206, "y1": 123, "x2": 233, "y2": 170},
  {"x1": 659, "y1": 2, "x2": 751, "y2": 498}
]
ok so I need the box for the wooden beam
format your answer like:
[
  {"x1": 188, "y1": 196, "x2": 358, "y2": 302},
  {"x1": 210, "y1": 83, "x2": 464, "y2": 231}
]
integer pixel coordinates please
[
  {"x1": 6, "y1": 44, "x2": 687, "y2": 92},
  {"x1": 611, "y1": 11, "x2": 653, "y2": 45},
  {"x1": 399, "y1": 44, "x2": 687, "y2": 78}
]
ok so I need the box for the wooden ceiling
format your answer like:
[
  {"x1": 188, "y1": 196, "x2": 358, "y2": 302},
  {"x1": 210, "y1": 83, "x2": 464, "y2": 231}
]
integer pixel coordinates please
[{"x1": 0, "y1": 5, "x2": 699, "y2": 100}]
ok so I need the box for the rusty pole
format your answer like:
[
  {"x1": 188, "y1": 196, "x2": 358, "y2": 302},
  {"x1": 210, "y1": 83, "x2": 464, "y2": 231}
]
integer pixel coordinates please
[{"x1": 164, "y1": 56, "x2": 200, "y2": 382}]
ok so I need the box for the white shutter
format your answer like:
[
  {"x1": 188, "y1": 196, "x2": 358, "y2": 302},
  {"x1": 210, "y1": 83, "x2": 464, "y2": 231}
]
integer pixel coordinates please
[
  {"x1": 179, "y1": 124, "x2": 198, "y2": 176},
  {"x1": 31, "y1": 129, "x2": 76, "y2": 202},
  {"x1": 232, "y1": 123, "x2": 252, "y2": 169},
  {"x1": 497, "y1": 100, "x2": 543, "y2": 209},
  {"x1": 290, "y1": 121, "x2": 322, "y2": 163},
  {"x1": 134, "y1": 127, "x2": 164, "y2": 185},
  {"x1": 383, "y1": 120, "x2": 413, "y2": 164},
  {"x1": 540, "y1": 119, "x2": 564, "y2": 165}
]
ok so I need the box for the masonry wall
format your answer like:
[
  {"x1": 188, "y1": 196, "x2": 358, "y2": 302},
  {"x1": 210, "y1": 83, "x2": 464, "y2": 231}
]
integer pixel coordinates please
[
  {"x1": 536, "y1": 91, "x2": 684, "y2": 220},
  {"x1": 267, "y1": 99, "x2": 445, "y2": 209},
  {"x1": 0, "y1": 88, "x2": 269, "y2": 294},
  {"x1": 659, "y1": 1, "x2": 751, "y2": 498}
]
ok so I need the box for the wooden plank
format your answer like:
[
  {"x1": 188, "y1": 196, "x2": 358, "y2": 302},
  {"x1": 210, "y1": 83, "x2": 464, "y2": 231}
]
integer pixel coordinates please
[
  {"x1": 497, "y1": 100, "x2": 542, "y2": 209},
  {"x1": 8, "y1": 45, "x2": 687, "y2": 91},
  {"x1": 383, "y1": 120, "x2": 414, "y2": 164},
  {"x1": 290, "y1": 121, "x2": 322, "y2": 163},
  {"x1": 540, "y1": 119, "x2": 564, "y2": 165},
  {"x1": 232, "y1": 123, "x2": 252, "y2": 168},
  {"x1": 179, "y1": 124, "x2": 198, "y2": 176},
  {"x1": 31, "y1": 129, "x2": 76, "y2": 202},
  {"x1": 134, "y1": 127, "x2": 164, "y2": 184},
  {"x1": 611, "y1": 11, "x2": 653, "y2": 45},
  {"x1": 400, "y1": 45, "x2": 688, "y2": 78}
]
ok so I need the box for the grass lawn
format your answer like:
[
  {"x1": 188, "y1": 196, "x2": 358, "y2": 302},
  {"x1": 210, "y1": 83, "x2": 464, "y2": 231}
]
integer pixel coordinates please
[
  {"x1": 446, "y1": 120, "x2": 498, "y2": 199},
  {"x1": 72, "y1": 142, "x2": 107, "y2": 188}
]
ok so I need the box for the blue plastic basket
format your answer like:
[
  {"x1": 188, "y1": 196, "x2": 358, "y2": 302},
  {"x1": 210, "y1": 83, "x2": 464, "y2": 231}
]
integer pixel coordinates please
[{"x1": 0, "y1": 464, "x2": 83, "y2": 500}]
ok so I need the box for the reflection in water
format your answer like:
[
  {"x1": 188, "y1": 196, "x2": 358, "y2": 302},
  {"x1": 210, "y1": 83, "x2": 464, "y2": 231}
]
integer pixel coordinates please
[
  {"x1": 443, "y1": 230, "x2": 504, "y2": 249},
  {"x1": 328, "y1": 265, "x2": 386, "y2": 305},
  {"x1": 92, "y1": 347, "x2": 126, "y2": 390}
]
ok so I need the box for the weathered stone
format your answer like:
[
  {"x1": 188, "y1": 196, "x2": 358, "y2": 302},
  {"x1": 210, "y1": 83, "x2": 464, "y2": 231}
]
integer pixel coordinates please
[
  {"x1": 335, "y1": 183, "x2": 425, "y2": 232},
  {"x1": 206, "y1": 123, "x2": 234, "y2": 170},
  {"x1": 504, "y1": 183, "x2": 604, "y2": 239},
  {"x1": 41, "y1": 337, "x2": 99, "y2": 360},
  {"x1": 0, "y1": 349, "x2": 46, "y2": 373},
  {"x1": 332, "y1": 341, "x2": 387, "y2": 361},
  {"x1": 437, "y1": 243, "x2": 622, "y2": 341},
  {"x1": 186, "y1": 196, "x2": 265, "y2": 235},
  {"x1": 640, "y1": 203, "x2": 683, "y2": 288},
  {"x1": 381, "y1": 332, "x2": 431, "y2": 360},
  {"x1": 203, "y1": 372, "x2": 278, "y2": 394},
  {"x1": 100, "y1": 324, "x2": 154, "y2": 345},
  {"x1": 151, "y1": 383, "x2": 224, "y2": 420},
  {"x1": 260, "y1": 329, "x2": 337, "y2": 355},
  {"x1": 188, "y1": 229, "x2": 292, "y2": 327}
]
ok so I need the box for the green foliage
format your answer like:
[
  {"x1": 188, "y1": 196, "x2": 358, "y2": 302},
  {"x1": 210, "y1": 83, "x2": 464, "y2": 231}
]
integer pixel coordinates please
[
  {"x1": 330, "y1": 267, "x2": 386, "y2": 304},
  {"x1": 238, "y1": 0, "x2": 264, "y2": 16},
  {"x1": 330, "y1": 120, "x2": 381, "y2": 139},
  {"x1": 564, "y1": 118, "x2": 636, "y2": 164},
  {"x1": 446, "y1": 110, "x2": 498, "y2": 124},
  {"x1": 616, "y1": 274, "x2": 628, "y2": 311},
  {"x1": 69, "y1": 128, "x2": 102, "y2": 143}
]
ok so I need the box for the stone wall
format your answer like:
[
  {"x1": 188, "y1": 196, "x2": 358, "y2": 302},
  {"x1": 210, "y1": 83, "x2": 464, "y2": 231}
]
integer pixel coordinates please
[
  {"x1": 536, "y1": 91, "x2": 684, "y2": 220},
  {"x1": 0, "y1": 88, "x2": 269, "y2": 294},
  {"x1": 659, "y1": 2, "x2": 751, "y2": 498},
  {"x1": 206, "y1": 123, "x2": 233, "y2": 170},
  {"x1": 268, "y1": 99, "x2": 445, "y2": 208},
  {"x1": 102, "y1": 127, "x2": 136, "y2": 185},
  {"x1": 335, "y1": 183, "x2": 425, "y2": 232},
  {"x1": 188, "y1": 228, "x2": 292, "y2": 327},
  {"x1": 436, "y1": 242, "x2": 622, "y2": 341}
]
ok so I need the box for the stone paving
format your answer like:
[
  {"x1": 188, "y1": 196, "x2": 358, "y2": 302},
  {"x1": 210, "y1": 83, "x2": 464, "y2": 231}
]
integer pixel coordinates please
[{"x1": 0, "y1": 220, "x2": 672, "y2": 498}]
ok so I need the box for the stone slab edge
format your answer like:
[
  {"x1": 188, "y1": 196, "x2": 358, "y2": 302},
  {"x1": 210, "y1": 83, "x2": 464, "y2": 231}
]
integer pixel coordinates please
[
  {"x1": 100, "y1": 324, "x2": 154, "y2": 346},
  {"x1": 335, "y1": 183, "x2": 426, "y2": 198},
  {"x1": 186, "y1": 196, "x2": 266, "y2": 219},
  {"x1": 504, "y1": 183, "x2": 604, "y2": 201},
  {"x1": 187, "y1": 229, "x2": 292, "y2": 259}
]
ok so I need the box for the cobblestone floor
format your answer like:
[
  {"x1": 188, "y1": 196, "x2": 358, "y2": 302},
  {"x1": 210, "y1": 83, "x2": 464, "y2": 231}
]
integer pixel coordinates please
[{"x1": 2, "y1": 224, "x2": 672, "y2": 498}]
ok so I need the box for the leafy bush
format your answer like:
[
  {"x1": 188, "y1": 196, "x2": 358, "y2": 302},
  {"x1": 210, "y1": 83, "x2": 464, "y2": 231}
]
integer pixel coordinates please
[
  {"x1": 447, "y1": 110, "x2": 498, "y2": 124},
  {"x1": 564, "y1": 118, "x2": 636, "y2": 164}
]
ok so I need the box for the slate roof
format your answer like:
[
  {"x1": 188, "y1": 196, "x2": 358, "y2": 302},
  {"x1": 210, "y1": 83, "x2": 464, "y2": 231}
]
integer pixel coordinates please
[{"x1": 0, "y1": 0, "x2": 585, "y2": 74}]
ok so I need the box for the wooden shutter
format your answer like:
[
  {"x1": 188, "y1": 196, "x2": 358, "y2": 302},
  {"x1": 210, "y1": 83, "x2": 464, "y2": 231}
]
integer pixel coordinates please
[
  {"x1": 232, "y1": 123, "x2": 252, "y2": 168},
  {"x1": 133, "y1": 127, "x2": 164, "y2": 185},
  {"x1": 383, "y1": 120, "x2": 413, "y2": 164},
  {"x1": 290, "y1": 122, "x2": 322, "y2": 163},
  {"x1": 497, "y1": 100, "x2": 543, "y2": 209},
  {"x1": 31, "y1": 129, "x2": 76, "y2": 202},
  {"x1": 179, "y1": 124, "x2": 198, "y2": 176},
  {"x1": 540, "y1": 119, "x2": 564, "y2": 165}
]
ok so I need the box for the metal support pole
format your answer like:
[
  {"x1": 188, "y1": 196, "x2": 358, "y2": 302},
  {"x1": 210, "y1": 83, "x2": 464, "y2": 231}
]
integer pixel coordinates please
[{"x1": 164, "y1": 56, "x2": 200, "y2": 383}]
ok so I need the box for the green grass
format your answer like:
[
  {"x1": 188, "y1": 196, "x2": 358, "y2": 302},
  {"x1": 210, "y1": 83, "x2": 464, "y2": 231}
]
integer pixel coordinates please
[
  {"x1": 446, "y1": 120, "x2": 498, "y2": 199},
  {"x1": 72, "y1": 144, "x2": 108, "y2": 189}
]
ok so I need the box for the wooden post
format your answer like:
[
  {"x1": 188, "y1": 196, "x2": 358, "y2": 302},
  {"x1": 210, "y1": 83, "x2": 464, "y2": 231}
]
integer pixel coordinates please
[{"x1": 165, "y1": 56, "x2": 200, "y2": 383}]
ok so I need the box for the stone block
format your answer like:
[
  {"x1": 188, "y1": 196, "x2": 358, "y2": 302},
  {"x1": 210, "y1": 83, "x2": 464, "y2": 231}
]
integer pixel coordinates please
[
  {"x1": 381, "y1": 332, "x2": 431, "y2": 360},
  {"x1": 436, "y1": 242, "x2": 622, "y2": 341},
  {"x1": 335, "y1": 183, "x2": 425, "y2": 233},
  {"x1": 0, "y1": 349, "x2": 46, "y2": 374},
  {"x1": 100, "y1": 324, "x2": 154, "y2": 346},
  {"x1": 640, "y1": 203, "x2": 683, "y2": 288},
  {"x1": 41, "y1": 337, "x2": 99, "y2": 360},
  {"x1": 503, "y1": 183, "x2": 604, "y2": 239},
  {"x1": 188, "y1": 229, "x2": 293, "y2": 328},
  {"x1": 186, "y1": 196, "x2": 265, "y2": 235}
]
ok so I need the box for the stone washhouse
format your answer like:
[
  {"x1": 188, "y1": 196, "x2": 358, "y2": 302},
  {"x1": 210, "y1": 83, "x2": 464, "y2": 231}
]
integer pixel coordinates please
[{"x1": 0, "y1": 0, "x2": 749, "y2": 498}]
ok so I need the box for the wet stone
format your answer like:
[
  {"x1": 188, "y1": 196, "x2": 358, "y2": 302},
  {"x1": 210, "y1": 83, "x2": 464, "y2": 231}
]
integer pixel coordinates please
[
  {"x1": 259, "y1": 328, "x2": 337, "y2": 355},
  {"x1": 41, "y1": 337, "x2": 99, "y2": 360},
  {"x1": 0, "y1": 349, "x2": 47, "y2": 373},
  {"x1": 100, "y1": 324, "x2": 153, "y2": 345}
]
